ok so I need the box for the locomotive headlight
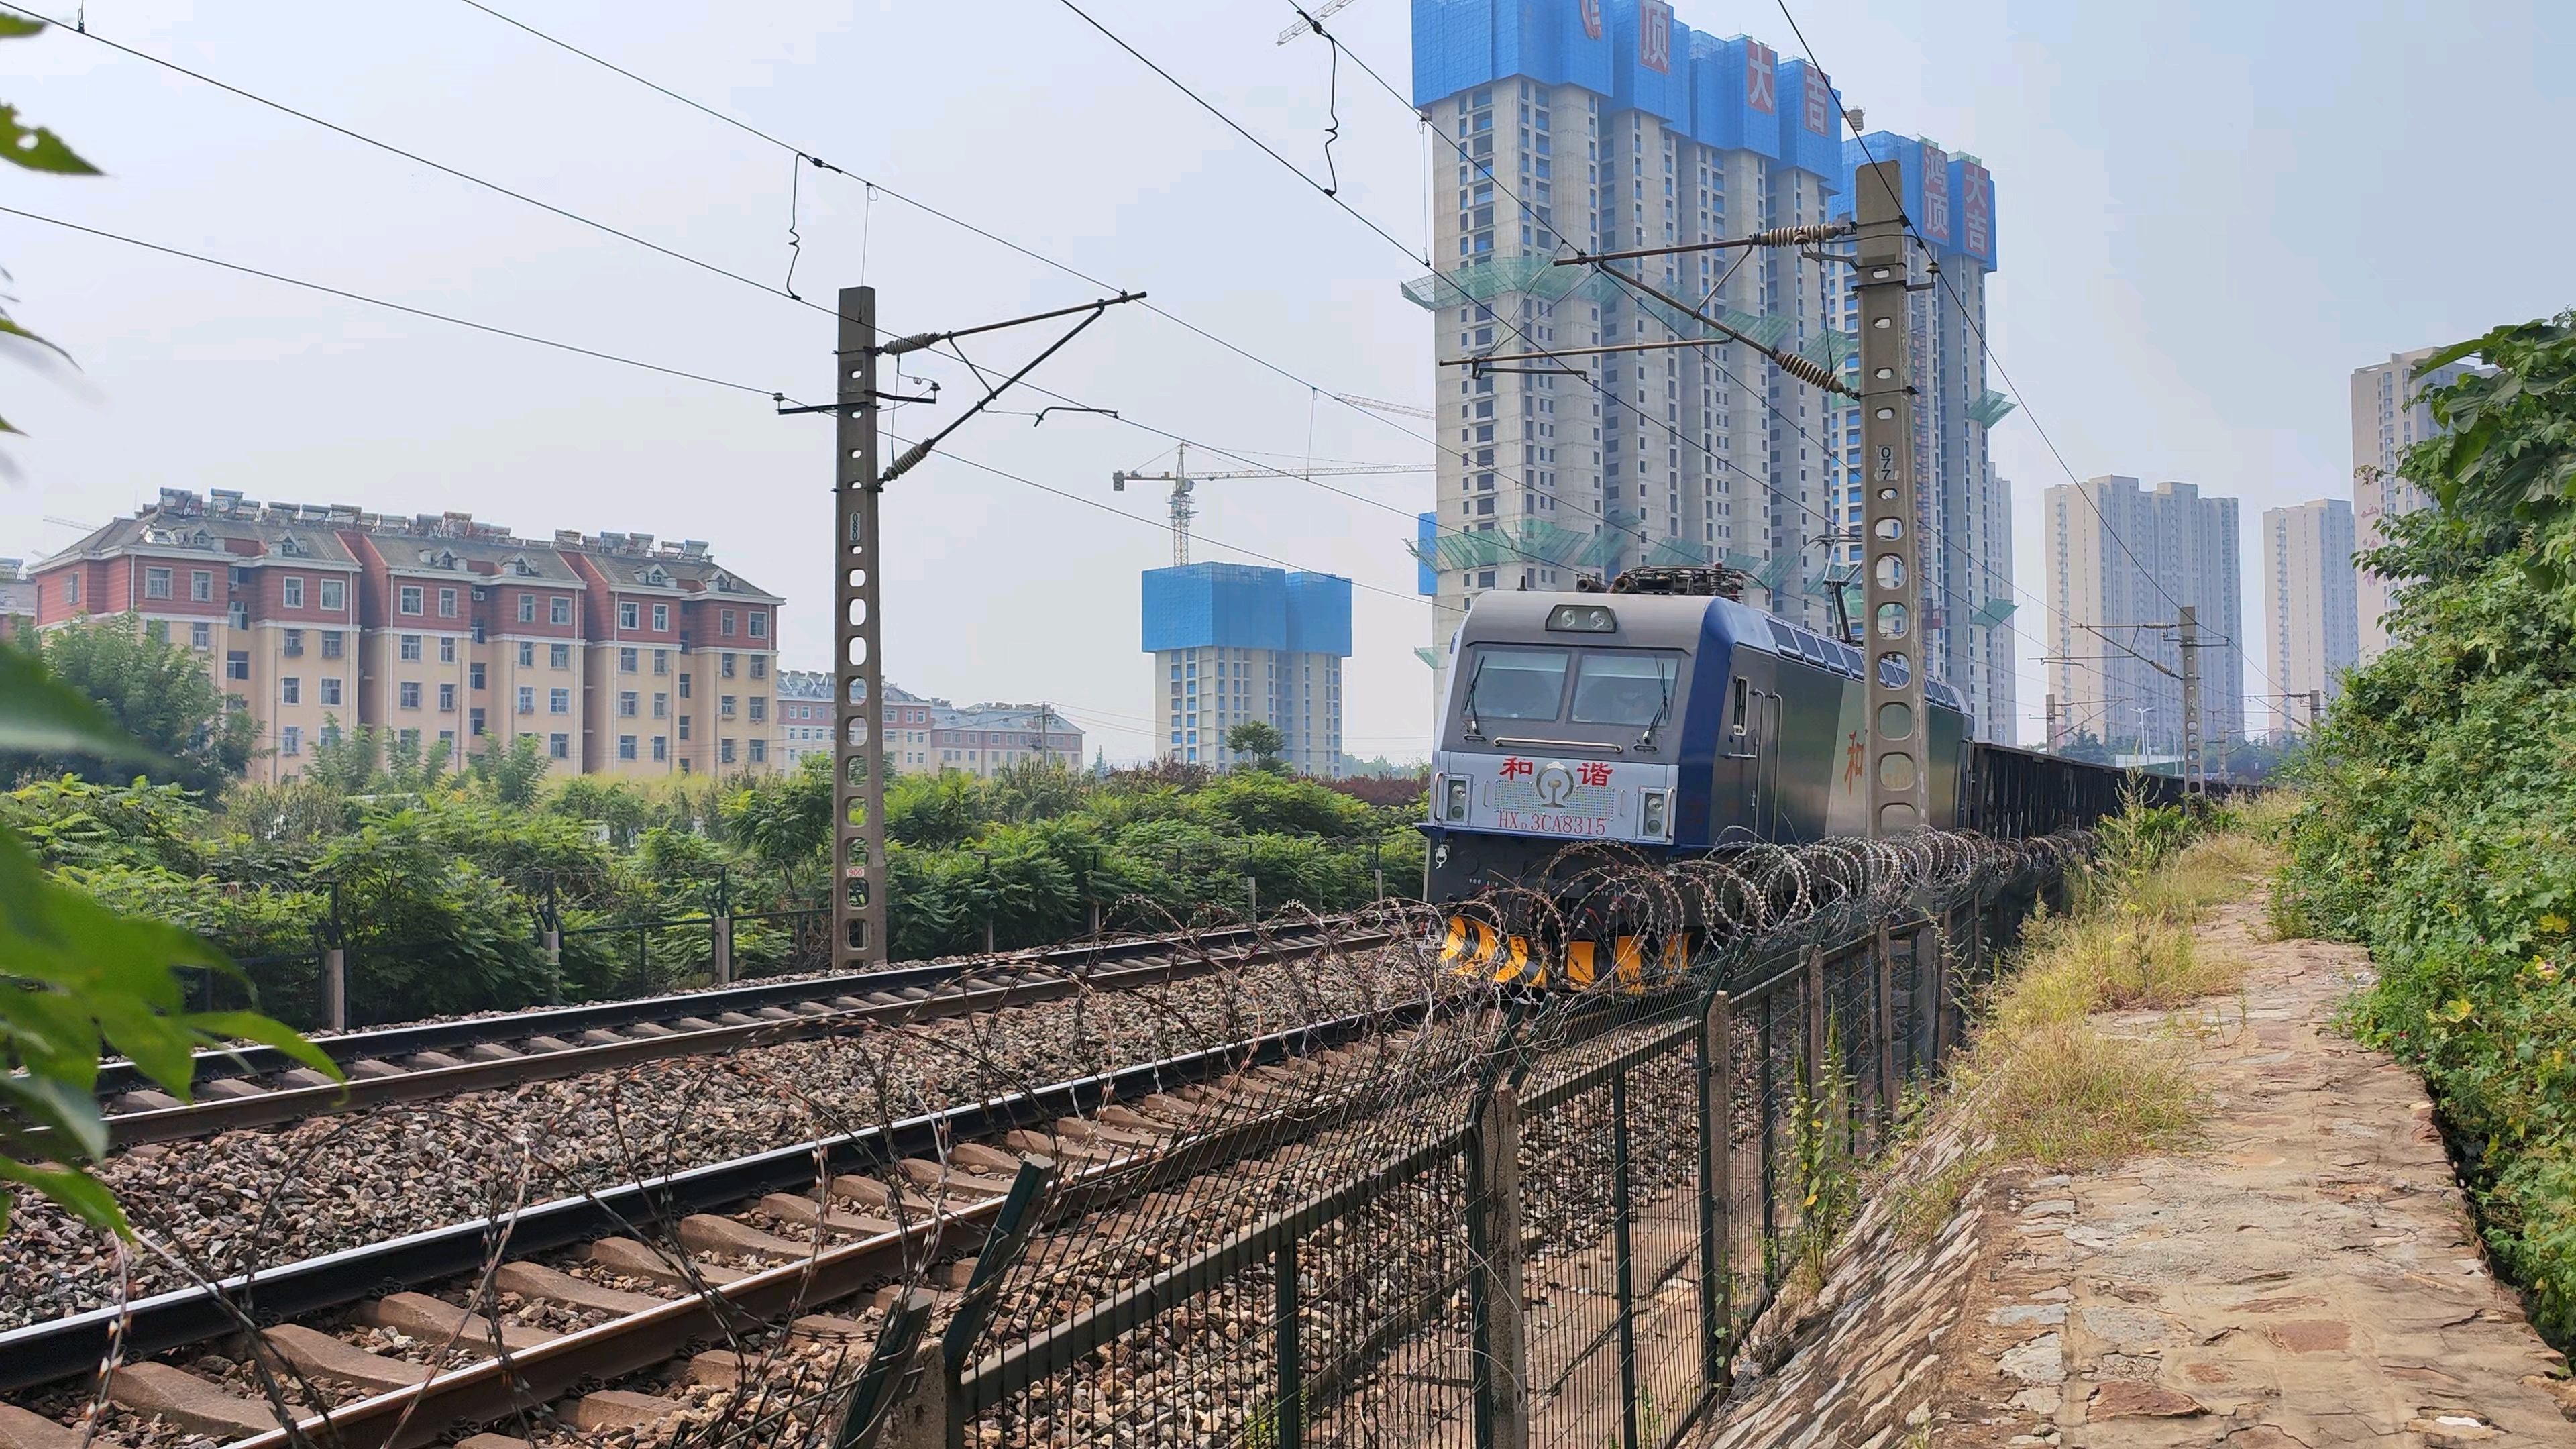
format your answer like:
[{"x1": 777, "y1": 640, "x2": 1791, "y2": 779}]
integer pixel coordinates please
[
  {"x1": 1444, "y1": 775, "x2": 1471, "y2": 822},
  {"x1": 1640, "y1": 788, "x2": 1672, "y2": 841}
]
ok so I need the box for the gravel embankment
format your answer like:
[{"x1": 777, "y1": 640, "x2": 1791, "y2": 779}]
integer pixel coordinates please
[{"x1": 3, "y1": 951, "x2": 1443, "y2": 1334}]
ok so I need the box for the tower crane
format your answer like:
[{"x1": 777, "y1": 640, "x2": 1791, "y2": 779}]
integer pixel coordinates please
[
  {"x1": 1276, "y1": 0, "x2": 1362, "y2": 44},
  {"x1": 1334, "y1": 393, "x2": 1435, "y2": 419},
  {"x1": 1112, "y1": 443, "x2": 1434, "y2": 566}
]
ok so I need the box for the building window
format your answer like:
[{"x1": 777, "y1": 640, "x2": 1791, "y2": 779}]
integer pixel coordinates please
[
  {"x1": 749, "y1": 698, "x2": 767, "y2": 724},
  {"x1": 678, "y1": 716, "x2": 692, "y2": 741},
  {"x1": 63, "y1": 574, "x2": 79, "y2": 604},
  {"x1": 653, "y1": 649, "x2": 669, "y2": 676},
  {"x1": 549, "y1": 733, "x2": 570, "y2": 759},
  {"x1": 321, "y1": 631, "x2": 345, "y2": 659},
  {"x1": 679, "y1": 672, "x2": 692, "y2": 699},
  {"x1": 281, "y1": 677, "x2": 302, "y2": 705},
  {"x1": 226, "y1": 651, "x2": 249, "y2": 680},
  {"x1": 470, "y1": 706, "x2": 486, "y2": 736},
  {"x1": 321, "y1": 677, "x2": 343, "y2": 706},
  {"x1": 400, "y1": 634, "x2": 422, "y2": 662},
  {"x1": 652, "y1": 735, "x2": 667, "y2": 761},
  {"x1": 652, "y1": 692, "x2": 667, "y2": 718},
  {"x1": 517, "y1": 641, "x2": 535, "y2": 667},
  {"x1": 400, "y1": 584, "x2": 424, "y2": 614},
  {"x1": 399, "y1": 682, "x2": 421, "y2": 709},
  {"x1": 142, "y1": 567, "x2": 172, "y2": 599},
  {"x1": 750, "y1": 656, "x2": 767, "y2": 680},
  {"x1": 749, "y1": 739, "x2": 767, "y2": 764},
  {"x1": 319, "y1": 578, "x2": 345, "y2": 611},
  {"x1": 619, "y1": 601, "x2": 639, "y2": 629},
  {"x1": 720, "y1": 694, "x2": 737, "y2": 718},
  {"x1": 549, "y1": 643, "x2": 570, "y2": 669},
  {"x1": 189, "y1": 621, "x2": 211, "y2": 650},
  {"x1": 720, "y1": 608, "x2": 737, "y2": 637},
  {"x1": 439, "y1": 587, "x2": 458, "y2": 618},
  {"x1": 470, "y1": 662, "x2": 486, "y2": 690},
  {"x1": 619, "y1": 690, "x2": 638, "y2": 717},
  {"x1": 620, "y1": 647, "x2": 638, "y2": 673},
  {"x1": 619, "y1": 735, "x2": 637, "y2": 761},
  {"x1": 517, "y1": 594, "x2": 536, "y2": 623},
  {"x1": 398, "y1": 728, "x2": 419, "y2": 751},
  {"x1": 720, "y1": 738, "x2": 737, "y2": 765},
  {"x1": 651, "y1": 603, "x2": 669, "y2": 631},
  {"x1": 282, "y1": 628, "x2": 305, "y2": 657},
  {"x1": 517, "y1": 686, "x2": 535, "y2": 714},
  {"x1": 438, "y1": 682, "x2": 457, "y2": 712},
  {"x1": 749, "y1": 611, "x2": 767, "y2": 639},
  {"x1": 281, "y1": 725, "x2": 302, "y2": 757},
  {"x1": 722, "y1": 653, "x2": 737, "y2": 679},
  {"x1": 550, "y1": 596, "x2": 572, "y2": 625},
  {"x1": 440, "y1": 637, "x2": 456, "y2": 664},
  {"x1": 191, "y1": 570, "x2": 213, "y2": 602},
  {"x1": 549, "y1": 688, "x2": 570, "y2": 714}
]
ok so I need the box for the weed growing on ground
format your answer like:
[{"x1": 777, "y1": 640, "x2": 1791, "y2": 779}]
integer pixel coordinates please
[{"x1": 1885, "y1": 802, "x2": 2272, "y2": 1241}]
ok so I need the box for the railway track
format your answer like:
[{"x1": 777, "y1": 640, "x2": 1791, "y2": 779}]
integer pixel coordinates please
[
  {"x1": 0, "y1": 997, "x2": 1462, "y2": 1449},
  {"x1": 93, "y1": 918, "x2": 1379, "y2": 1147}
]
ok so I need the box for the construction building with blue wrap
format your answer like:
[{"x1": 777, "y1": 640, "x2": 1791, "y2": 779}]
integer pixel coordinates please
[
  {"x1": 1405, "y1": 0, "x2": 2018, "y2": 739},
  {"x1": 1142, "y1": 563, "x2": 1351, "y2": 775}
]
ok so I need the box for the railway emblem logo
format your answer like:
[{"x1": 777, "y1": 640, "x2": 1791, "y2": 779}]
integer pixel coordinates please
[
  {"x1": 1535, "y1": 761, "x2": 1577, "y2": 806},
  {"x1": 1580, "y1": 0, "x2": 1603, "y2": 40}
]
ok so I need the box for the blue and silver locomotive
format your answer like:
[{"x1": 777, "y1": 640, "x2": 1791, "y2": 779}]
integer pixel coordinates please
[{"x1": 1422, "y1": 568, "x2": 2147, "y2": 907}]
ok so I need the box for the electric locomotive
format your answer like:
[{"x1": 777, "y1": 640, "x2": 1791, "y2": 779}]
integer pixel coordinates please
[{"x1": 1421, "y1": 567, "x2": 1970, "y2": 904}]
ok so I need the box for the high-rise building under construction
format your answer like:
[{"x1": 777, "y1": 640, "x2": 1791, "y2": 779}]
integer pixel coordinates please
[{"x1": 1406, "y1": 0, "x2": 2017, "y2": 739}]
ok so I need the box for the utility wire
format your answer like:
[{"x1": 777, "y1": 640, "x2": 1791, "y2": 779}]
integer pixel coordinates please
[
  {"x1": 18, "y1": 5, "x2": 1566, "y2": 583},
  {"x1": 1051, "y1": 0, "x2": 1425, "y2": 265},
  {"x1": 1772, "y1": 0, "x2": 2278, "y2": 712},
  {"x1": 0, "y1": 205, "x2": 783, "y2": 396}
]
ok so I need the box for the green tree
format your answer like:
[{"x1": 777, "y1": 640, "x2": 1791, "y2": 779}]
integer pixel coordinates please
[
  {"x1": 464, "y1": 731, "x2": 551, "y2": 806},
  {"x1": 0, "y1": 643, "x2": 335, "y2": 1238},
  {"x1": 2281, "y1": 311, "x2": 2576, "y2": 1345},
  {"x1": 3, "y1": 616, "x2": 259, "y2": 793},
  {"x1": 1223, "y1": 720, "x2": 1285, "y2": 772}
]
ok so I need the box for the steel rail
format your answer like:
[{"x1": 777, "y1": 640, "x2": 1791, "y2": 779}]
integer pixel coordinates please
[
  {"x1": 99, "y1": 916, "x2": 1358, "y2": 1096},
  {"x1": 4, "y1": 996, "x2": 1424, "y2": 1399},
  {"x1": 96, "y1": 928, "x2": 1394, "y2": 1148}
]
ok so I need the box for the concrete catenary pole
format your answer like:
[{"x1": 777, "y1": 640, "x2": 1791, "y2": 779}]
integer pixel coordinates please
[
  {"x1": 2178, "y1": 604, "x2": 2202, "y2": 798},
  {"x1": 835, "y1": 287, "x2": 891, "y2": 969},
  {"x1": 1857, "y1": 160, "x2": 1927, "y2": 833}
]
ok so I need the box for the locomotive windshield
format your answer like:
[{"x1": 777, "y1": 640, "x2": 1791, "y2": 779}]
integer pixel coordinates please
[
  {"x1": 1568, "y1": 654, "x2": 1678, "y2": 727},
  {"x1": 1464, "y1": 647, "x2": 1569, "y2": 722}
]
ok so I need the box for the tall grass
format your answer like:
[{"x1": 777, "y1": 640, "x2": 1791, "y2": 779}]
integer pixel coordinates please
[{"x1": 1889, "y1": 802, "x2": 2275, "y2": 1238}]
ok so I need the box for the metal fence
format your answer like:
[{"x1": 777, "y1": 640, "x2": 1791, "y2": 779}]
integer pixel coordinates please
[{"x1": 660, "y1": 830, "x2": 2078, "y2": 1449}]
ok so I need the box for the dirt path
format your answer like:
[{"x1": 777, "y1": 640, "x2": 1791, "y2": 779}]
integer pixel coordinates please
[{"x1": 1694, "y1": 896, "x2": 2576, "y2": 1449}]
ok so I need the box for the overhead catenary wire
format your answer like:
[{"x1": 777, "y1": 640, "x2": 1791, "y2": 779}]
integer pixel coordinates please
[
  {"x1": 1770, "y1": 0, "x2": 2284, "y2": 713},
  {"x1": 18, "y1": 1, "x2": 1566, "y2": 590},
  {"x1": 0, "y1": 205, "x2": 783, "y2": 398},
  {"x1": 0, "y1": 207, "x2": 1424, "y2": 618}
]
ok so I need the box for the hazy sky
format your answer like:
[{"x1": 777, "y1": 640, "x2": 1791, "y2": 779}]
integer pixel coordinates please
[{"x1": 5, "y1": 0, "x2": 2568, "y2": 760}]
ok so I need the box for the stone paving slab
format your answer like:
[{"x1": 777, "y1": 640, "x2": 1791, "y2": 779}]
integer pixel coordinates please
[{"x1": 1693, "y1": 896, "x2": 2576, "y2": 1449}]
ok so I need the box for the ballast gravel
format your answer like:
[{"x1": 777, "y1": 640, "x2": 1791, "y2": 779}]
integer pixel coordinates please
[{"x1": 1, "y1": 948, "x2": 1448, "y2": 1334}]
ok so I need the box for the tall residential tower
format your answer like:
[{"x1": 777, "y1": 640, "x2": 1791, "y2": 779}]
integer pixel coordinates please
[
  {"x1": 2350, "y1": 346, "x2": 2480, "y2": 660},
  {"x1": 2041, "y1": 476, "x2": 2245, "y2": 756},
  {"x1": 1406, "y1": 0, "x2": 2016, "y2": 737},
  {"x1": 2259, "y1": 499, "x2": 2357, "y2": 737},
  {"x1": 1142, "y1": 563, "x2": 1351, "y2": 775}
]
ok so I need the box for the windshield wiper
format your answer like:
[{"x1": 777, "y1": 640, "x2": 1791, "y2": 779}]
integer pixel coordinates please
[
  {"x1": 1460, "y1": 655, "x2": 1491, "y2": 741},
  {"x1": 1635, "y1": 669, "x2": 1675, "y2": 753}
]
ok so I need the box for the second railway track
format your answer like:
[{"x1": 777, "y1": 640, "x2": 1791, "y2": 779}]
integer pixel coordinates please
[{"x1": 91, "y1": 916, "x2": 1383, "y2": 1146}]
